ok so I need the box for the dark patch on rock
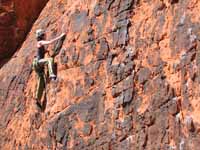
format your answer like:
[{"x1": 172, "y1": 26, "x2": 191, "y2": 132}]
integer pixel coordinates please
[
  {"x1": 169, "y1": 0, "x2": 179, "y2": 4},
  {"x1": 70, "y1": 10, "x2": 89, "y2": 33},
  {"x1": 74, "y1": 81, "x2": 84, "y2": 98},
  {"x1": 123, "y1": 88, "x2": 133, "y2": 104},
  {"x1": 144, "y1": 111, "x2": 155, "y2": 126},
  {"x1": 105, "y1": 0, "x2": 115, "y2": 10},
  {"x1": 153, "y1": 1, "x2": 166, "y2": 12},
  {"x1": 114, "y1": 87, "x2": 134, "y2": 106},
  {"x1": 121, "y1": 116, "x2": 133, "y2": 131},
  {"x1": 60, "y1": 48, "x2": 68, "y2": 65},
  {"x1": 82, "y1": 124, "x2": 93, "y2": 136},
  {"x1": 55, "y1": 117, "x2": 69, "y2": 144},
  {"x1": 77, "y1": 91, "x2": 104, "y2": 122},
  {"x1": 111, "y1": 75, "x2": 134, "y2": 98},
  {"x1": 150, "y1": 77, "x2": 175, "y2": 110},
  {"x1": 79, "y1": 47, "x2": 87, "y2": 65},
  {"x1": 97, "y1": 38, "x2": 109, "y2": 60},
  {"x1": 118, "y1": 26, "x2": 129, "y2": 46},
  {"x1": 94, "y1": 4, "x2": 103, "y2": 16},
  {"x1": 97, "y1": 123, "x2": 109, "y2": 137},
  {"x1": 84, "y1": 74, "x2": 94, "y2": 88},
  {"x1": 83, "y1": 27, "x2": 95, "y2": 44},
  {"x1": 115, "y1": 10, "x2": 132, "y2": 22},
  {"x1": 137, "y1": 68, "x2": 151, "y2": 84},
  {"x1": 118, "y1": 0, "x2": 134, "y2": 14},
  {"x1": 108, "y1": 60, "x2": 134, "y2": 86}
]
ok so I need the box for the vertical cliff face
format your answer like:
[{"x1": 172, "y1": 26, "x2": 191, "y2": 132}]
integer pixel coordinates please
[
  {"x1": 0, "y1": 0, "x2": 48, "y2": 62},
  {"x1": 1, "y1": 0, "x2": 200, "y2": 149}
]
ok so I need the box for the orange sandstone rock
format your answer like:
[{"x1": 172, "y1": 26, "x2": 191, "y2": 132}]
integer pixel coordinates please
[{"x1": 0, "y1": 0, "x2": 200, "y2": 149}]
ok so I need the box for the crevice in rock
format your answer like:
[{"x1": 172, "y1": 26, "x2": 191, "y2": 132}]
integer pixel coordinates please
[{"x1": 0, "y1": 0, "x2": 49, "y2": 68}]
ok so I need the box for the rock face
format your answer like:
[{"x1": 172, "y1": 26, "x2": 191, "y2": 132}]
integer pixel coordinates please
[
  {"x1": 0, "y1": 0, "x2": 48, "y2": 61},
  {"x1": 1, "y1": 0, "x2": 200, "y2": 149}
]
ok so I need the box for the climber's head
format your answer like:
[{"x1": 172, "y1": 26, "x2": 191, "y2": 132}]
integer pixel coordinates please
[{"x1": 36, "y1": 29, "x2": 45, "y2": 41}]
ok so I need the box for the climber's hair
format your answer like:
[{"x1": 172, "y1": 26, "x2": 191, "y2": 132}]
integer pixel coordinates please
[
  {"x1": 36, "y1": 34, "x2": 45, "y2": 41},
  {"x1": 36, "y1": 29, "x2": 45, "y2": 41}
]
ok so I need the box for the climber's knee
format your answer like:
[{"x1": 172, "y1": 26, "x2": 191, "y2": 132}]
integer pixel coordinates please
[
  {"x1": 33, "y1": 58, "x2": 44, "y2": 75},
  {"x1": 32, "y1": 58, "x2": 38, "y2": 69},
  {"x1": 47, "y1": 57, "x2": 53, "y2": 63}
]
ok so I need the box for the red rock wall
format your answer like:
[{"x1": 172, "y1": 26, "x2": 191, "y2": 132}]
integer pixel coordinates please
[
  {"x1": 0, "y1": 0, "x2": 48, "y2": 60},
  {"x1": 1, "y1": 0, "x2": 200, "y2": 149}
]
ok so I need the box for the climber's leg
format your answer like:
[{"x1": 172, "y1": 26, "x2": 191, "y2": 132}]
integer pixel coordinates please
[
  {"x1": 32, "y1": 58, "x2": 44, "y2": 75},
  {"x1": 35, "y1": 74, "x2": 45, "y2": 102},
  {"x1": 38, "y1": 57, "x2": 56, "y2": 79},
  {"x1": 32, "y1": 58, "x2": 45, "y2": 105}
]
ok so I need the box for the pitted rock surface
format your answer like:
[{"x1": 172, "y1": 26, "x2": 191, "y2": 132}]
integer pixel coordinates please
[{"x1": 1, "y1": 0, "x2": 200, "y2": 149}]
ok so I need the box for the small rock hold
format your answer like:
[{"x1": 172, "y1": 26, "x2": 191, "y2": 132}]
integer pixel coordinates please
[
  {"x1": 123, "y1": 88, "x2": 133, "y2": 104},
  {"x1": 94, "y1": 4, "x2": 103, "y2": 16},
  {"x1": 115, "y1": 93, "x2": 124, "y2": 105},
  {"x1": 84, "y1": 75, "x2": 94, "y2": 88},
  {"x1": 82, "y1": 124, "x2": 93, "y2": 136},
  {"x1": 137, "y1": 68, "x2": 151, "y2": 84}
]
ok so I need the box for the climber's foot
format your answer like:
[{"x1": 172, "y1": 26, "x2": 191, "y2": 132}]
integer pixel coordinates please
[
  {"x1": 49, "y1": 74, "x2": 57, "y2": 81},
  {"x1": 36, "y1": 101, "x2": 42, "y2": 110}
]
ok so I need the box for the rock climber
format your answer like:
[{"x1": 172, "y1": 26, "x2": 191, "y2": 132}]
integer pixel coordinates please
[{"x1": 32, "y1": 29, "x2": 66, "y2": 108}]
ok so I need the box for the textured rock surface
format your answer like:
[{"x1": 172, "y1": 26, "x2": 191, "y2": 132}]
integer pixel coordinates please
[
  {"x1": 1, "y1": 0, "x2": 200, "y2": 149},
  {"x1": 0, "y1": 0, "x2": 48, "y2": 61}
]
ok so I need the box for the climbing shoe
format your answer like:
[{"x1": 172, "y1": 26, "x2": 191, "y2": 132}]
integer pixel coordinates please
[
  {"x1": 36, "y1": 101, "x2": 42, "y2": 110},
  {"x1": 49, "y1": 74, "x2": 57, "y2": 81}
]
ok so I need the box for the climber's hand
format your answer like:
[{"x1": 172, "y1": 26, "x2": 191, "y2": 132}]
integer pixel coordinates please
[{"x1": 61, "y1": 33, "x2": 66, "y2": 37}]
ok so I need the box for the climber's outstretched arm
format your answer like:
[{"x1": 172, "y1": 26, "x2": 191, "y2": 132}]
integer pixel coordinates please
[{"x1": 38, "y1": 33, "x2": 65, "y2": 47}]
